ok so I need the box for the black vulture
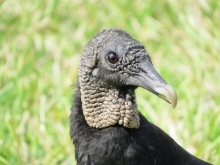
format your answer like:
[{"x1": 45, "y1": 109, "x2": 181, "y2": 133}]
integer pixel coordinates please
[{"x1": 70, "y1": 29, "x2": 211, "y2": 165}]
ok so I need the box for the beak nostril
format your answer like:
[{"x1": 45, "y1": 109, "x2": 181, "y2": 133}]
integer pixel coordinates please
[{"x1": 150, "y1": 74, "x2": 157, "y2": 82}]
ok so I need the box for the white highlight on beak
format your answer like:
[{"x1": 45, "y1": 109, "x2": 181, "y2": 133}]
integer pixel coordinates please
[{"x1": 154, "y1": 85, "x2": 178, "y2": 108}]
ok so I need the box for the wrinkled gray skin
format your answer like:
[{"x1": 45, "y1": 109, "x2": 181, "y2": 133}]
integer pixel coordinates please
[
  {"x1": 72, "y1": 29, "x2": 211, "y2": 165},
  {"x1": 79, "y1": 29, "x2": 175, "y2": 129}
]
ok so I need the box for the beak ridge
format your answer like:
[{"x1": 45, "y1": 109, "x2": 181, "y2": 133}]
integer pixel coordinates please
[{"x1": 125, "y1": 60, "x2": 178, "y2": 108}]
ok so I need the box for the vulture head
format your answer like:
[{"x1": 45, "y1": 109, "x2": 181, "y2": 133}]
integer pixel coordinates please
[{"x1": 79, "y1": 29, "x2": 177, "y2": 129}]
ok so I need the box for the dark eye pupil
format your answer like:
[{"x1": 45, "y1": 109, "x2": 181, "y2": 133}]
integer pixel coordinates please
[{"x1": 108, "y1": 53, "x2": 118, "y2": 64}]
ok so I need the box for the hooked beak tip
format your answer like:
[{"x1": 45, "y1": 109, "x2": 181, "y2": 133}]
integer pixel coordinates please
[{"x1": 154, "y1": 85, "x2": 178, "y2": 108}]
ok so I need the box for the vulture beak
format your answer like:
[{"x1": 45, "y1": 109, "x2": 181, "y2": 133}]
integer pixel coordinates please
[{"x1": 126, "y1": 61, "x2": 177, "y2": 108}]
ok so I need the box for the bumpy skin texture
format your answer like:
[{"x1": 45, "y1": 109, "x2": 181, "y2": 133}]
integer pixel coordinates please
[
  {"x1": 70, "y1": 29, "x2": 212, "y2": 165},
  {"x1": 78, "y1": 30, "x2": 147, "y2": 128}
]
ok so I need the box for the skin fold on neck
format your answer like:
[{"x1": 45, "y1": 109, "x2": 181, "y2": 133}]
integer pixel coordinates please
[{"x1": 79, "y1": 69, "x2": 140, "y2": 129}]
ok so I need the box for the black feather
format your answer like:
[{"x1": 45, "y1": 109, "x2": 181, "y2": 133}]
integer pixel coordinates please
[{"x1": 70, "y1": 84, "x2": 211, "y2": 165}]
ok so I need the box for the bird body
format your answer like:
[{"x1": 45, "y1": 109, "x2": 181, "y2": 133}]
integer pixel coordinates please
[{"x1": 70, "y1": 29, "x2": 211, "y2": 165}]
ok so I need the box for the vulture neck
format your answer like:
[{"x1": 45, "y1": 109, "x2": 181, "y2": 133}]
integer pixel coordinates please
[{"x1": 79, "y1": 70, "x2": 140, "y2": 129}]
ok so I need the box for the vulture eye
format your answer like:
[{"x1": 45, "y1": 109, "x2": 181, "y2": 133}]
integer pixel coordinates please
[{"x1": 108, "y1": 52, "x2": 118, "y2": 64}]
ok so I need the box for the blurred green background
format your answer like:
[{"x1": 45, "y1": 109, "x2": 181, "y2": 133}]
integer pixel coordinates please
[{"x1": 0, "y1": 0, "x2": 219, "y2": 164}]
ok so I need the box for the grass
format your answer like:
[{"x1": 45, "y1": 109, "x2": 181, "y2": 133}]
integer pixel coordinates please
[{"x1": 0, "y1": 0, "x2": 219, "y2": 164}]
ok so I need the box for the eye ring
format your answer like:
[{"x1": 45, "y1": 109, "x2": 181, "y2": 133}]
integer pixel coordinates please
[{"x1": 108, "y1": 52, "x2": 118, "y2": 64}]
